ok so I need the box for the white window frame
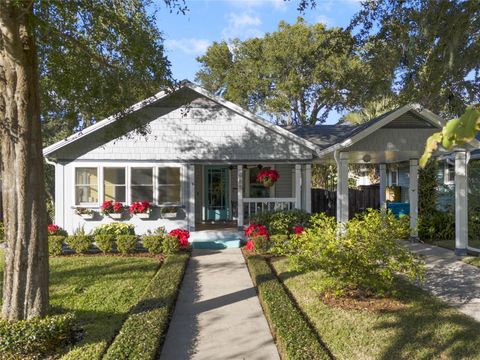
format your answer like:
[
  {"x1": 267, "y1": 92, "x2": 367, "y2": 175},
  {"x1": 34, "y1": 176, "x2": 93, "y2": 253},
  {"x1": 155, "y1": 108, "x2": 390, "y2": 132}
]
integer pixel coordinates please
[
  {"x1": 130, "y1": 167, "x2": 155, "y2": 204},
  {"x1": 157, "y1": 166, "x2": 182, "y2": 206},
  {"x1": 444, "y1": 161, "x2": 455, "y2": 185},
  {"x1": 73, "y1": 166, "x2": 100, "y2": 206},
  {"x1": 103, "y1": 166, "x2": 127, "y2": 203},
  {"x1": 389, "y1": 170, "x2": 399, "y2": 187},
  {"x1": 245, "y1": 164, "x2": 276, "y2": 198}
]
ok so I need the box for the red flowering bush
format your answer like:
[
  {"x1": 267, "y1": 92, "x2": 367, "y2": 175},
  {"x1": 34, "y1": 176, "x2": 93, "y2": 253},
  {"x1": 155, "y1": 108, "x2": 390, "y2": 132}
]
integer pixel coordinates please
[
  {"x1": 129, "y1": 201, "x2": 151, "y2": 214},
  {"x1": 245, "y1": 224, "x2": 269, "y2": 239},
  {"x1": 293, "y1": 226, "x2": 305, "y2": 235},
  {"x1": 245, "y1": 240, "x2": 255, "y2": 250},
  {"x1": 101, "y1": 200, "x2": 124, "y2": 215},
  {"x1": 168, "y1": 228, "x2": 190, "y2": 248},
  {"x1": 47, "y1": 224, "x2": 68, "y2": 237},
  {"x1": 256, "y1": 169, "x2": 280, "y2": 187}
]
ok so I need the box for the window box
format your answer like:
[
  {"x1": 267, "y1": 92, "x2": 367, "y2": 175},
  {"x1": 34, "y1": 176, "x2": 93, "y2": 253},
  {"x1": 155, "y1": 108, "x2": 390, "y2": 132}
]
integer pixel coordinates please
[
  {"x1": 161, "y1": 206, "x2": 178, "y2": 219},
  {"x1": 109, "y1": 213, "x2": 123, "y2": 220},
  {"x1": 136, "y1": 212, "x2": 151, "y2": 220},
  {"x1": 80, "y1": 213, "x2": 95, "y2": 220},
  {"x1": 75, "y1": 207, "x2": 95, "y2": 220}
]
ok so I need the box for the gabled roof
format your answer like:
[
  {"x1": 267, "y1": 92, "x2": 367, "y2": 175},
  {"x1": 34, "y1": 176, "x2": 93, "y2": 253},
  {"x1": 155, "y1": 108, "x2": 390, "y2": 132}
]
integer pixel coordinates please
[{"x1": 43, "y1": 81, "x2": 319, "y2": 157}]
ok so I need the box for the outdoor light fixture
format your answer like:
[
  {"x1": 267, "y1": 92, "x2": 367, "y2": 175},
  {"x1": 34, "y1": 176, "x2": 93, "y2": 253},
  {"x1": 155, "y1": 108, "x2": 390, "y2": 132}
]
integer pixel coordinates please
[{"x1": 362, "y1": 154, "x2": 371, "y2": 163}]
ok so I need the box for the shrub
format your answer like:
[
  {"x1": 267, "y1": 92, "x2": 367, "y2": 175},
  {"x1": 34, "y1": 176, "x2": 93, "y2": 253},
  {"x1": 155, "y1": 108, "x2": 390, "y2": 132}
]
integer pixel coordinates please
[
  {"x1": 104, "y1": 253, "x2": 189, "y2": 360},
  {"x1": 116, "y1": 235, "x2": 138, "y2": 254},
  {"x1": 142, "y1": 235, "x2": 164, "y2": 254},
  {"x1": 0, "y1": 313, "x2": 75, "y2": 358},
  {"x1": 249, "y1": 209, "x2": 311, "y2": 235},
  {"x1": 95, "y1": 234, "x2": 116, "y2": 253},
  {"x1": 269, "y1": 234, "x2": 292, "y2": 256},
  {"x1": 67, "y1": 235, "x2": 93, "y2": 253},
  {"x1": 252, "y1": 235, "x2": 270, "y2": 254},
  {"x1": 162, "y1": 235, "x2": 179, "y2": 255},
  {"x1": 289, "y1": 209, "x2": 424, "y2": 296},
  {"x1": 48, "y1": 236, "x2": 66, "y2": 256},
  {"x1": 246, "y1": 255, "x2": 329, "y2": 360},
  {"x1": 93, "y1": 222, "x2": 135, "y2": 236},
  {"x1": 419, "y1": 210, "x2": 455, "y2": 242},
  {"x1": 168, "y1": 228, "x2": 190, "y2": 248},
  {"x1": 47, "y1": 224, "x2": 68, "y2": 237}
]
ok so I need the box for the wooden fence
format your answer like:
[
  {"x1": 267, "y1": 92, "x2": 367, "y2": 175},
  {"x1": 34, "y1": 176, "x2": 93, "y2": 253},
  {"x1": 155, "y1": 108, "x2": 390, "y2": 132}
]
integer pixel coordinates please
[{"x1": 311, "y1": 185, "x2": 380, "y2": 219}]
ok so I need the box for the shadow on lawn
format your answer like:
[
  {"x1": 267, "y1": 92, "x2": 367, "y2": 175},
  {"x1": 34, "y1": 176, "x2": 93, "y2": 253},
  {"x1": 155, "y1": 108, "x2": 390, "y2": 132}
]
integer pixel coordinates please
[{"x1": 376, "y1": 285, "x2": 480, "y2": 360}]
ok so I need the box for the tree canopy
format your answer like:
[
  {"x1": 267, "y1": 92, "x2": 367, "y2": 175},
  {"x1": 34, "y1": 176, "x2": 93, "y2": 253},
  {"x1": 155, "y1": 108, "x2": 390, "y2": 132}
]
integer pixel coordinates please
[{"x1": 196, "y1": 18, "x2": 374, "y2": 125}]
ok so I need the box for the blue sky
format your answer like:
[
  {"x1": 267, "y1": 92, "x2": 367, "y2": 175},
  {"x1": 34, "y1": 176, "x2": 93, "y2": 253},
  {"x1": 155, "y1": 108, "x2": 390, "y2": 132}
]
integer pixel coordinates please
[{"x1": 154, "y1": 0, "x2": 362, "y2": 123}]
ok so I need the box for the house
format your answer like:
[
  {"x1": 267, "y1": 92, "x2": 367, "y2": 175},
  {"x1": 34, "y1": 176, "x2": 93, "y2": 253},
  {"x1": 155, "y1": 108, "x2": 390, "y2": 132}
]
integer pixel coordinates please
[{"x1": 43, "y1": 81, "x2": 475, "y2": 254}]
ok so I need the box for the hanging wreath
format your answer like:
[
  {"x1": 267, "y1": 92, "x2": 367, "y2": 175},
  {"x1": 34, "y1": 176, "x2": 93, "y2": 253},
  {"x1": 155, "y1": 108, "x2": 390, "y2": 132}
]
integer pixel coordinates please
[{"x1": 256, "y1": 169, "x2": 280, "y2": 187}]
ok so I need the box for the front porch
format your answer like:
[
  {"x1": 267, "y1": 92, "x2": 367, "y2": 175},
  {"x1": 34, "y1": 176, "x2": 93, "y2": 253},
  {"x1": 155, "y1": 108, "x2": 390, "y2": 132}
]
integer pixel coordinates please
[{"x1": 188, "y1": 163, "x2": 312, "y2": 232}]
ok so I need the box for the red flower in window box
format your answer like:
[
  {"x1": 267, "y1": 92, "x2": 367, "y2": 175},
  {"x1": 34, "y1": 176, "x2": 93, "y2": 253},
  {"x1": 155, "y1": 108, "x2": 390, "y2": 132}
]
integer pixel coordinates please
[
  {"x1": 244, "y1": 224, "x2": 269, "y2": 239},
  {"x1": 256, "y1": 169, "x2": 279, "y2": 187},
  {"x1": 48, "y1": 224, "x2": 67, "y2": 236},
  {"x1": 129, "y1": 201, "x2": 151, "y2": 214},
  {"x1": 169, "y1": 228, "x2": 190, "y2": 248},
  {"x1": 101, "y1": 200, "x2": 124, "y2": 215}
]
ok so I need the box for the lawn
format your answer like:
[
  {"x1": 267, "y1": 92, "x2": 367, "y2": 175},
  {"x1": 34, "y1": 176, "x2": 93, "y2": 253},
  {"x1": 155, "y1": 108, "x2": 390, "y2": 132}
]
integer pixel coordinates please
[
  {"x1": 0, "y1": 250, "x2": 160, "y2": 359},
  {"x1": 270, "y1": 257, "x2": 480, "y2": 360}
]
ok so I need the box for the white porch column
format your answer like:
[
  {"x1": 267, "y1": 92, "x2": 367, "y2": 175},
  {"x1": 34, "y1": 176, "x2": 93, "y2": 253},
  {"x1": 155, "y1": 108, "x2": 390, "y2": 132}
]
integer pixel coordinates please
[
  {"x1": 54, "y1": 163, "x2": 65, "y2": 228},
  {"x1": 295, "y1": 164, "x2": 302, "y2": 209},
  {"x1": 237, "y1": 165, "x2": 244, "y2": 230},
  {"x1": 187, "y1": 164, "x2": 195, "y2": 232},
  {"x1": 379, "y1": 163, "x2": 387, "y2": 211},
  {"x1": 455, "y1": 151, "x2": 468, "y2": 256},
  {"x1": 409, "y1": 159, "x2": 419, "y2": 239},
  {"x1": 336, "y1": 152, "x2": 349, "y2": 224},
  {"x1": 305, "y1": 164, "x2": 312, "y2": 213}
]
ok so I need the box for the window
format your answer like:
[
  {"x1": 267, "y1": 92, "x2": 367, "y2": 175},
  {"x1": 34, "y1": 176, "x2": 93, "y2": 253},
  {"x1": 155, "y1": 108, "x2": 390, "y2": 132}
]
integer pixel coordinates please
[
  {"x1": 75, "y1": 168, "x2": 98, "y2": 205},
  {"x1": 104, "y1": 167, "x2": 126, "y2": 202},
  {"x1": 131, "y1": 168, "x2": 153, "y2": 202},
  {"x1": 158, "y1": 167, "x2": 180, "y2": 204},
  {"x1": 390, "y1": 170, "x2": 398, "y2": 186},
  {"x1": 445, "y1": 162, "x2": 455, "y2": 184},
  {"x1": 249, "y1": 167, "x2": 270, "y2": 198}
]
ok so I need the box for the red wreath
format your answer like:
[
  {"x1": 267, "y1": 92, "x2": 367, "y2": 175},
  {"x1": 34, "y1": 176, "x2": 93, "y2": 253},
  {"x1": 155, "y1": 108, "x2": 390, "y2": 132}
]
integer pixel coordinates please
[{"x1": 256, "y1": 169, "x2": 279, "y2": 187}]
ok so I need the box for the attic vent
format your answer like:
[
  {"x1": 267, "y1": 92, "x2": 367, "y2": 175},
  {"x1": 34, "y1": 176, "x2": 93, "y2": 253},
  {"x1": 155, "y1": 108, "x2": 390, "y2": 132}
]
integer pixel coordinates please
[{"x1": 383, "y1": 111, "x2": 435, "y2": 129}]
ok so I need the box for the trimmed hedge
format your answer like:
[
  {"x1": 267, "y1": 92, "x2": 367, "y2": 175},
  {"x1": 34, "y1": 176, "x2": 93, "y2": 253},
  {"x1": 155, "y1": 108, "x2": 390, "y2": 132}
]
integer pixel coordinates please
[
  {"x1": 68, "y1": 235, "x2": 93, "y2": 253},
  {"x1": 103, "y1": 252, "x2": 189, "y2": 360},
  {"x1": 142, "y1": 235, "x2": 164, "y2": 254},
  {"x1": 95, "y1": 234, "x2": 116, "y2": 253},
  {"x1": 48, "y1": 236, "x2": 66, "y2": 256},
  {"x1": 161, "y1": 235, "x2": 179, "y2": 255},
  {"x1": 246, "y1": 255, "x2": 330, "y2": 360},
  {"x1": 116, "y1": 235, "x2": 138, "y2": 254},
  {"x1": 0, "y1": 313, "x2": 75, "y2": 358}
]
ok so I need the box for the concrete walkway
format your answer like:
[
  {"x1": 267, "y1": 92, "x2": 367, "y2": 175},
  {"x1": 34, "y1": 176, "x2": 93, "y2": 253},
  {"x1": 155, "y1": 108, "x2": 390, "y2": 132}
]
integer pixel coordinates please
[
  {"x1": 159, "y1": 248, "x2": 280, "y2": 360},
  {"x1": 406, "y1": 242, "x2": 480, "y2": 322}
]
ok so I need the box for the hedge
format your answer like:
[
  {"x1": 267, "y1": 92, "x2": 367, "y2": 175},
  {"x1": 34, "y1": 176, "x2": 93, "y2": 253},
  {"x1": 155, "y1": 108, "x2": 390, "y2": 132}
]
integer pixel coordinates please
[
  {"x1": 48, "y1": 236, "x2": 66, "y2": 256},
  {"x1": 95, "y1": 234, "x2": 116, "y2": 253},
  {"x1": 0, "y1": 313, "x2": 75, "y2": 359},
  {"x1": 246, "y1": 255, "x2": 331, "y2": 360},
  {"x1": 116, "y1": 235, "x2": 138, "y2": 254},
  {"x1": 103, "y1": 252, "x2": 190, "y2": 360}
]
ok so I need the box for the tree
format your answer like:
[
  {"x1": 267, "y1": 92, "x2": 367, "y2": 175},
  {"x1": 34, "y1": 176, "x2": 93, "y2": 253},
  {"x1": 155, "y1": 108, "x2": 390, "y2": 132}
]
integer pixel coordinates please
[
  {"x1": 196, "y1": 18, "x2": 371, "y2": 125},
  {"x1": 0, "y1": 0, "x2": 181, "y2": 321},
  {"x1": 339, "y1": 97, "x2": 397, "y2": 125}
]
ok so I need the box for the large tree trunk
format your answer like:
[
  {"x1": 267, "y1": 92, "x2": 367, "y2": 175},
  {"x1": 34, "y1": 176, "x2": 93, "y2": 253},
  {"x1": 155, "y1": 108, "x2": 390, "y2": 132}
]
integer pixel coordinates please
[{"x1": 0, "y1": 0, "x2": 49, "y2": 320}]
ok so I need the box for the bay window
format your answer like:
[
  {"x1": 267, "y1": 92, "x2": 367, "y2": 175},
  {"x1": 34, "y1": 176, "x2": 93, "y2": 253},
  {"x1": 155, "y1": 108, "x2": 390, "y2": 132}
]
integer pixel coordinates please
[{"x1": 75, "y1": 167, "x2": 98, "y2": 205}]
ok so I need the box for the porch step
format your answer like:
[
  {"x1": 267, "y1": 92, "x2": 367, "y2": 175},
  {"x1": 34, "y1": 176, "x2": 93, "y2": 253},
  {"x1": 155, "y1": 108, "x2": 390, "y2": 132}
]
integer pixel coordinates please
[{"x1": 189, "y1": 230, "x2": 245, "y2": 250}]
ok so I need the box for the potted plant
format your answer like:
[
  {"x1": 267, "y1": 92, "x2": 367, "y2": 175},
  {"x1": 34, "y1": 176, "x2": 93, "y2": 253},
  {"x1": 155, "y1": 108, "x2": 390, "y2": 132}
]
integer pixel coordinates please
[
  {"x1": 161, "y1": 206, "x2": 178, "y2": 219},
  {"x1": 75, "y1": 207, "x2": 95, "y2": 220},
  {"x1": 256, "y1": 169, "x2": 280, "y2": 187},
  {"x1": 101, "y1": 200, "x2": 124, "y2": 219},
  {"x1": 130, "y1": 201, "x2": 151, "y2": 219}
]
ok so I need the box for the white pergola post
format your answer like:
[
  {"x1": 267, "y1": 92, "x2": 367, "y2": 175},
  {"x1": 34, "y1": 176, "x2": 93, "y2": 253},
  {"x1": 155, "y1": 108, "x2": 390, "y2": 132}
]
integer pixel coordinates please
[
  {"x1": 295, "y1": 164, "x2": 302, "y2": 209},
  {"x1": 305, "y1": 164, "x2": 312, "y2": 213},
  {"x1": 336, "y1": 152, "x2": 349, "y2": 224},
  {"x1": 188, "y1": 164, "x2": 195, "y2": 232},
  {"x1": 379, "y1": 163, "x2": 387, "y2": 211},
  {"x1": 455, "y1": 151, "x2": 468, "y2": 256},
  {"x1": 409, "y1": 159, "x2": 419, "y2": 240},
  {"x1": 237, "y1": 165, "x2": 244, "y2": 230}
]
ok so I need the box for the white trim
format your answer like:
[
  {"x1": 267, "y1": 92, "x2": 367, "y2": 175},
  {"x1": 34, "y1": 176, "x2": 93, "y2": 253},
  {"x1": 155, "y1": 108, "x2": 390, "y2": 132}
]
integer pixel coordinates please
[
  {"x1": 336, "y1": 151, "x2": 349, "y2": 224},
  {"x1": 72, "y1": 165, "x2": 100, "y2": 206},
  {"x1": 188, "y1": 164, "x2": 195, "y2": 231},
  {"x1": 305, "y1": 164, "x2": 312, "y2": 213},
  {"x1": 379, "y1": 163, "x2": 387, "y2": 211},
  {"x1": 444, "y1": 161, "x2": 455, "y2": 185},
  {"x1": 237, "y1": 165, "x2": 244, "y2": 228},
  {"x1": 295, "y1": 164, "x2": 302, "y2": 209},
  {"x1": 316, "y1": 104, "x2": 447, "y2": 158},
  {"x1": 409, "y1": 159, "x2": 419, "y2": 239},
  {"x1": 455, "y1": 151, "x2": 468, "y2": 254},
  {"x1": 43, "y1": 81, "x2": 318, "y2": 157}
]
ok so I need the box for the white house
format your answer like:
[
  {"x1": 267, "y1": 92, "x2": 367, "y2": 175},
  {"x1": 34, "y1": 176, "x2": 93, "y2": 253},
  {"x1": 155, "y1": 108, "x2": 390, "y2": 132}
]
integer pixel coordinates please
[{"x1": 43, "y1": 81, "x2": 476, "y2": 254}]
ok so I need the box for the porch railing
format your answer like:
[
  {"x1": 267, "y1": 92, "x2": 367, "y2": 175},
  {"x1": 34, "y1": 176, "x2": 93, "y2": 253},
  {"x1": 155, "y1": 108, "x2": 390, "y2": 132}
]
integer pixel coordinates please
[{"x1": 243, "y1": 197, "x2": 297, "y2": 221}]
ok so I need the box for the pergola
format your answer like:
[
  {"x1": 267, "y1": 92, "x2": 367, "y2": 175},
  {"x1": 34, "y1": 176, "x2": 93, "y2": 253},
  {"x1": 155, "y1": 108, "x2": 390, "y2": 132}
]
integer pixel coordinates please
[{"x1": 290, "y1": 104, "x2": 479, "y2": 256}]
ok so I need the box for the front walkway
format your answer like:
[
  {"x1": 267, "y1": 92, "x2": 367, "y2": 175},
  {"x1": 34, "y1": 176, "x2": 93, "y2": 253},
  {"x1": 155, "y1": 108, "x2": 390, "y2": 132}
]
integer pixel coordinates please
[
  {"x1": 406, "y1": 242, "x2": 480, "y2": 322},
  {"x1": 159, "y1": 248, "x2": 280, "y2": 360}
]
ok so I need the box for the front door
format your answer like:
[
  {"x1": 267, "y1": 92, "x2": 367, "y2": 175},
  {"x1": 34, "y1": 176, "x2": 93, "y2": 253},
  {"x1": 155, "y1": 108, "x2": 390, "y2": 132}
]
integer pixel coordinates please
[{"x1": 205, "y1": 166, "x2": 230, "y2": 221}]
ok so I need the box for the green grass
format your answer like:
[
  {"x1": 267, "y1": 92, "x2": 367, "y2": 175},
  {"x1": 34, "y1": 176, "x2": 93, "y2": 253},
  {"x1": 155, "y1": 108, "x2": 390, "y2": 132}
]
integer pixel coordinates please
[
  {"x1": 464, "y1": 257, "x2": 480, "y2": 268},
  {"x1": 270, "y1": 257, "x2": 480, "y2": 360},
  {"x1": 0, "y1": 250, "x2": 160, "y2": 359},
  {"x1": 245, "y1": 254, "x2": 331, "y2": 360},
  {"x1": 104, "y1": 252, "x2": 189, "y2": 360}
]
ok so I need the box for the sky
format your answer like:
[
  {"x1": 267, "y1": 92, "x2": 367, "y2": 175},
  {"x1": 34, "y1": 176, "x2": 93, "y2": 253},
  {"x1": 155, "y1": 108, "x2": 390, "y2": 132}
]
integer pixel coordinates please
[{"x1": 154, "y1": 0, "x2": 363, "y2": 123}]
